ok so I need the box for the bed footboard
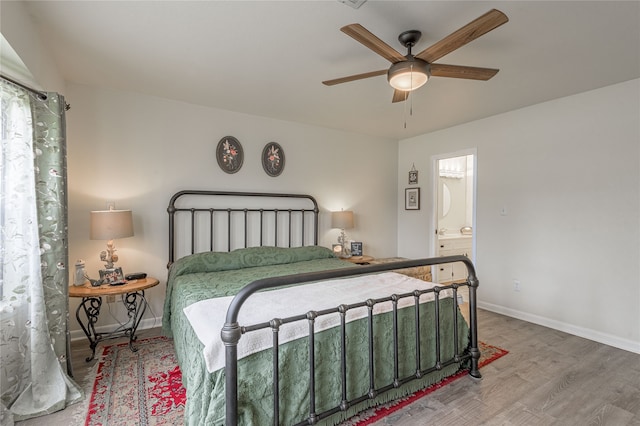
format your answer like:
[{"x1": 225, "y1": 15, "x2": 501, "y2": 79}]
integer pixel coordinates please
[{"x1": 221, "y1": 255, "x2": 480, "y2": 425}]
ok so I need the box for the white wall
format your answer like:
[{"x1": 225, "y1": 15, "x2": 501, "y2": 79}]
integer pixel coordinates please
[
  {"x1": 65, "y1": 84, "x2": 398, "y2": 336},
  {"x1": 398, "y1": 79, "x2": 640, "y2": 353},
  {"x1": 0, "y1": 1, "x2": 65, "y2": 92}
]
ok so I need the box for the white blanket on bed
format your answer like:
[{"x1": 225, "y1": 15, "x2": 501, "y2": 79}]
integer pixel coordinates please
[{"x1": 183, "y1": 272, "x2": 448, "y2": 373}]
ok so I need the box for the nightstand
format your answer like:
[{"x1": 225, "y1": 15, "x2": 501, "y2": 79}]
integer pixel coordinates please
[
  {"x1": 342, "y1": 255, "x2": 374, "y2": 265},
  {"x1": 369, "y1": 257, "x2": 433, "y2": 282},
  {"x1": 69, "y1": 277, "x2": 159, "y2": 362}
]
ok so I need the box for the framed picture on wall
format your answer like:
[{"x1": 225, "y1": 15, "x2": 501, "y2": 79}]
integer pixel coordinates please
[
  {"x1": 405, "y1": 187, "x2": 420, "y2": 210},
  {"x1": 408, "y1": 163, "x2": 418, "y2": 184},
  {"x1": 408, "y1": 170, "x2": 418, "y2": 185}
]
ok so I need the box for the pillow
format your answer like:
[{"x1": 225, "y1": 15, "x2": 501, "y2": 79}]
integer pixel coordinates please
[{"x1": 169, "y1": 246, "x2": 335, "y2": 279}]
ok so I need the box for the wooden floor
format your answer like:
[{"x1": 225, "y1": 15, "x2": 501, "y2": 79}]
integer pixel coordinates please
[
  {"x1": 16, "y1": 309, "x2": 640, "y2": 425},
  {"x1": 371, "y1": 309, "x2": 640, "y2": 426}
]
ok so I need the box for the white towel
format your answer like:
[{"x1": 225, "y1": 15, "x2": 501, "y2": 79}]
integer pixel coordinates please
[{"x1": 183, "y1": 272, "x2": 448, "y2": 372}]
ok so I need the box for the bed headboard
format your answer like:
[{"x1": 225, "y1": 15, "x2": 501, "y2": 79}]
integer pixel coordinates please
[{"x1": 167, "y1": 190, "x2": 320, "y2": 265}]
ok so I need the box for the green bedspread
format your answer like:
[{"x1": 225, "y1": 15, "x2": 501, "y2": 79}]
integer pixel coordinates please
[{"x1": 163, "y1": 246, "x2": 470, "y2": 425}]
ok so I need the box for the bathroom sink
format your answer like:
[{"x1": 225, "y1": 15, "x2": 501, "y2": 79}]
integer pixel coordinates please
[{"x1": 438, "y1": 233, "x2": 471, "y2": 239}]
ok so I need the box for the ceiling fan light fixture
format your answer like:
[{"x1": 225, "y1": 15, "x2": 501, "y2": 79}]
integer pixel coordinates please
[{"x1": 388, "y1": 60, "x2": 430, "y2": 92}]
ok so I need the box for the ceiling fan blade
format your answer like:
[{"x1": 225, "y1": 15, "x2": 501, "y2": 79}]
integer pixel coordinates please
[
  {"x1": 341, "y1": 23, "x2": 406, "y2": 63},
  {"x1": 430, "y1": 63, "x2": 499, "y2": 80},
  {"x1": 415, "y1": 9, "x2": 508, "y2": 63},
  {"x1": 392, "y1": 89, "x2": 409, "y2": 103},
  {"x1": 322, "y1": 69, "x2": 387, "y2": 86}
]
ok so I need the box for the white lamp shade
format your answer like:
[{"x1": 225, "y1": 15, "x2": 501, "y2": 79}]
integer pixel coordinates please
[
  {"x1": 90, "y1": 210, "x2": 134, "y2": 240},
  {"x1": 389, "y1": 71, "x2": 429, "y2": 91},
  {"x1": 387, "y1": 60, "x2": 430, "y2": 91},
  {"x1": 331, "y1": 210, "x2": 354, "y2": 229}
]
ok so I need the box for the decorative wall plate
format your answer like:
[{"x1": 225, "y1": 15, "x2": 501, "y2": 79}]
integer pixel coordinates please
[
  {"x1": 262, "y1": 142, "x2": 285, "y2": 177},
  {"x1": 216, "y1": 136, "x2": 244, "y2": 174}
]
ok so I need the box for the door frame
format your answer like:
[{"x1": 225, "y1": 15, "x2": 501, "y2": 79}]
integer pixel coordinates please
[{"x1": 431, "y1": 148, "x2": 478, "y2": 278}]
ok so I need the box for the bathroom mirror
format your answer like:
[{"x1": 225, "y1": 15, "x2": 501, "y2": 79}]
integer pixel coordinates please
[{"x1": 442, "y1": 182, "x2": 451, "y2": 217}]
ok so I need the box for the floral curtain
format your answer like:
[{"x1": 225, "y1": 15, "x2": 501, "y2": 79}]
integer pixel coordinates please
[{"x1": 0, "y1": 80, "x2": 82, "y2": 424}]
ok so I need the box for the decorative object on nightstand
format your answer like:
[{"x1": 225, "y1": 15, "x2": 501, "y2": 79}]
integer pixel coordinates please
[
  {"x1": 90, "y1": 207, "x2": 134, "y2": 273},
  {"x1": 99, "y1": 266, "x2": 125, "y2": 285},
  {"x1": 350, "y1": 241, "x2": 363, "y2": 256},
  {"x1": 74, "y1": 259, "x2": 87, "y2": 286},
  {"x1": 331, "y1": 209, "x2": 354, "y2": 258}
]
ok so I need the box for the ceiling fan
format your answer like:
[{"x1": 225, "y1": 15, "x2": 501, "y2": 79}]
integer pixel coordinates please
[{"x1": 323, "y1": 9, "x2": 508, "y2": 103}]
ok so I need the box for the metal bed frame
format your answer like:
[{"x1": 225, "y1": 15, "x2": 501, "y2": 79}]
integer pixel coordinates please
[{"x1": 167, "y1": 190, "x2": 480, "y2": 426}]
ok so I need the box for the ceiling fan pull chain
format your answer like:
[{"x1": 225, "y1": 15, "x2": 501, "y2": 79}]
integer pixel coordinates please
[
  {"x1": 410, "y1": 64, "x2": 414, "y2": 91},
  {"x1": 402, "y1": 59, "x2": 424, "y2": 127},
  {"x1": 403, "y1": 90, "x2": 408, "y2": 128},
  {"x1": 410, "y1": 91, "x2": 414, "y2": 116}
]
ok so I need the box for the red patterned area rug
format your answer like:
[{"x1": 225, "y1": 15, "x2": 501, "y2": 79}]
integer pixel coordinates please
[
  {"x1": 85, "y1": 337, "x2": 506, "y2": 425},
  {"x1": 85, "y1": 336, "x2": 185, "y2": 425}
]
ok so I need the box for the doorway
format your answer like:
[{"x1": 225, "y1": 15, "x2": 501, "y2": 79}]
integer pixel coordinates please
[{"x1": 432, "y1": 151, "x2": 476, "y2": 288}]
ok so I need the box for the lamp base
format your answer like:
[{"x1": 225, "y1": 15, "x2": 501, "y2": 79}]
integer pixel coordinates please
[
  {"x1": 337, "y1": 231, "x2": 351, "y2": 258},
  {"x1": 100, "y1": 240, "x2": 119, "y2": 269}
]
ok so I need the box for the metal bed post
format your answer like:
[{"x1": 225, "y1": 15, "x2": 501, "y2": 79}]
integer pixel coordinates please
[
  {"x1": 306, "y1": 312, "x2": 318, "y2": 424},
  {"x1": 270, "y1": 319, "x2": 282, "y2": 426},
  {"x1": 220, "y1": 321, "x2": 241, "y2": 425},
  {"x1": 467, "y1": 272, "x2": 481, "y2": 378},
  {"x1": 167, "y1": 203, "x2": 176, "y2": 268}
]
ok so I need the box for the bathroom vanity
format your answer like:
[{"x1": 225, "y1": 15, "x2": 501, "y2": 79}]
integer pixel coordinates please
[{"x1": 436, "y1": 234, "x2": 472, "y2": 283}]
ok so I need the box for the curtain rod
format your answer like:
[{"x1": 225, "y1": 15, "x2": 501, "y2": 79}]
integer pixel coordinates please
[{"x1": 1, "y1": 73, "x2": 48, "y2": 100}]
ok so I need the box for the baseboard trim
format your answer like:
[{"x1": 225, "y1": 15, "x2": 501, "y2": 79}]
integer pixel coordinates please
[
  {"x1": 70, "y1": 316, "x2": 162, "y2": 342},
  {"x1": 478, "y1": 301, "x2": 640, "y2": 354}
]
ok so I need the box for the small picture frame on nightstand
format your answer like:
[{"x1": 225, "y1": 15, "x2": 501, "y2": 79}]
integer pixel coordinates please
[
  {"x1": 351, "y1": 242, "x2": 363, "y2": 257},
  {"x1": 99, "y1": 267, "x2": 125, "y2": 285}
]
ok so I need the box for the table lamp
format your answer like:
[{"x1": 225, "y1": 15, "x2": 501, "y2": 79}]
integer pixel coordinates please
[
  {"x1": 331, "y1": 210, "x2": 354, "y2": 258},
  {"x1": 90, "y1": 208, "x2": 134, "y2": 269}
]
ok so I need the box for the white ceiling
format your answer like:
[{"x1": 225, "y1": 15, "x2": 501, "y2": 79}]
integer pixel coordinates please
[{"x1": 21, "y1": 1, "x2": 640, "y2": 140}]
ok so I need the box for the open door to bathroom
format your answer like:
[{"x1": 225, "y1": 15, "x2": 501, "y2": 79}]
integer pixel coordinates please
[{"x1": 433, "y1": 152, "x2": 476, "y2": 287}]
